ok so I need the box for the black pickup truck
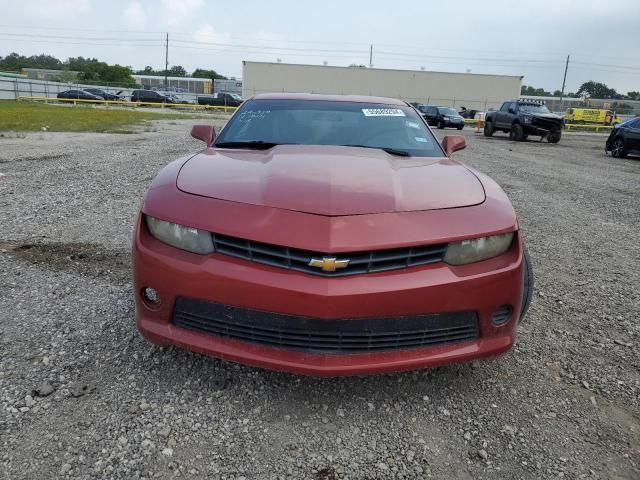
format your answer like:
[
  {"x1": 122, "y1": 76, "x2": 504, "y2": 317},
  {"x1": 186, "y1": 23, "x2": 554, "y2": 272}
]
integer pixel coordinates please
[
  {"x1": 197, "y1": 92, "x2": 243, "y2": 107},
  {"x1": 484, "y1": 100, "x2": 563, "y2": 143}
]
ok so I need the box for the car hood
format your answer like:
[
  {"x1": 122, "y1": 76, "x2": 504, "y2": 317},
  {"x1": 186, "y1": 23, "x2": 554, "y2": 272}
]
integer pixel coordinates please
[{"x1": 176, "y1": 145, "x2": 485, "y2": 216}]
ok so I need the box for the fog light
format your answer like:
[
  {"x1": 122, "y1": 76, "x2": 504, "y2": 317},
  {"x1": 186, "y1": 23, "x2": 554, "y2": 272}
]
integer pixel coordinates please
[
  {"x1": 491, "y1": 305, "x2": 513, "y2": 326},
  {"x1": 142, "y1": 287, "x2": 160, "y2": 305}
]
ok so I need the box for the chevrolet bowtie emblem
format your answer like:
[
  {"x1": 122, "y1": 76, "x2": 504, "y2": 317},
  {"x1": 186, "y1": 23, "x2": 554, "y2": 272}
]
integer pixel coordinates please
[{"x1": 308, "y1": 257, "x2": 350, "y2": 272}]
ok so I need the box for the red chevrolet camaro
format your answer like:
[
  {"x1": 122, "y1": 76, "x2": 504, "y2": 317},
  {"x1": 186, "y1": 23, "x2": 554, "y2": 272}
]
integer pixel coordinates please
[{"x1": 133, "y1": 93, "x2": 533, "y2": 376}]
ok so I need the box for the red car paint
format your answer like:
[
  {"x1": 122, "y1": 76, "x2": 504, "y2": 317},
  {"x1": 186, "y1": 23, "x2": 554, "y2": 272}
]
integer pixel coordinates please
[
  {"x1": 133, "y1": 93, "x2": 524, "y2": 376},
  {"x1": 176, "y1": 146, "x2": 485, "y2": 216}
]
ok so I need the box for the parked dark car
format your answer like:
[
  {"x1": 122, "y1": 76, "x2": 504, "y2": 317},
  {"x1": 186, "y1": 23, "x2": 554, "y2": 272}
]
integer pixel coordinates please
[
  {"x1": 484, "y1": 100, "x2": 563, "y2": 143},
  {"x1": 131, "y1": 90, "x2": 172, "y2": 103},
  {"x1": 84, "y1": 88, "x2": 121, "y2": 101},
  {"x1": 197, "y1": 92, "x2": 243, "y2": 107},
  {"x1": 605, "y1": 118, "x2": 640, "y2": 158},
  {"x1": 420, "y1": 105, "x2": 465, "y2": 130},
  {"x1": 57, "y1": 90, "x2": 103, "y2": 101}
]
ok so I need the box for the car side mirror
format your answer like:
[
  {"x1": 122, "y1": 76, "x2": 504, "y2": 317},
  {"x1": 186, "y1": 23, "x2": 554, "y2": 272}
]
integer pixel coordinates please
[
  {"x1": 191, "y1": 125, "x2": 215, "y2": 147},
  {"x1": 441, "y1": 135, "x2": 466, "y2": 156}
]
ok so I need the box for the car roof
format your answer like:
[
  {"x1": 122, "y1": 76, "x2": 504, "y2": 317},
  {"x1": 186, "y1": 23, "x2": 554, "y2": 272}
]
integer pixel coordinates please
[{"x1": 251, "y1": 92, "x2": 407, "y2": 106}]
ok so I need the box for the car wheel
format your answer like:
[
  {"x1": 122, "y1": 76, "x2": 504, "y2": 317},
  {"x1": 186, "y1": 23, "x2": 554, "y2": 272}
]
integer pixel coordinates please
[
  {"x1": 547, "y1": 131, "x2": 561, "y2": 143},
  {"x1": 438, "y1": 120, "x2": 445, "y2": 129},
  {"x1": 509, "y1": 123, "x2": 524, "y2": 141},
  {"x1": 483, "y1": 120, "x2": 494, "y2": 137},
  {"x1": 611, "y1": 137, "x2": 627, "y2": 158},
  {"x1": 520, "y1": 245, "x2": 534, "y2": 322},
  {"x1": 457, "y1": 125, "x2": 464, "y2": 130}
]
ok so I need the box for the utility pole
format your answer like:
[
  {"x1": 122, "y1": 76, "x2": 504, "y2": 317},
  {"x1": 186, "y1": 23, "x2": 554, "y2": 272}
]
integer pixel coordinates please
[
  {"x1": 164, "y1": 32, "x2": 169, "y2": 88},
  {"x1": 369, "y1": 45, "x2": 373, "y2": 68},
  {"x1": 559, "y1": 54, "x2": 570, "y2": 109}
]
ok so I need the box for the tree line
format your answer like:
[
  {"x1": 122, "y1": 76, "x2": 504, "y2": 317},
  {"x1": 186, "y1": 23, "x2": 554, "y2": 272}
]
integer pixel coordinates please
[
  {"x1": 521, "y1": 81, "x2": 639, "y2": 101},
  {"x1": 0, "y1": 52, "x2": 227, "y2": 87}
]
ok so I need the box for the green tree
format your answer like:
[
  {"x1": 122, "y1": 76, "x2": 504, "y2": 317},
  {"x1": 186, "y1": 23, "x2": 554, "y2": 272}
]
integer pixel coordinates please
[
  {"x1": 135, "y1": 65, "x2": 190, "y2": 77},
  {"x1": 0, "y1": 52, "x2": 62, "y2": 71},
  {"x1": 52, "y1": 70, "x2": 78, "y2": 83},
  {"x1": 577, "y1": 81, "x2": 619, "y2": 99},
  {"x1": 168, "y1": 65, "x2": 187, "y2": 77},
  {"x1": 192, "y1": 68, "x2": 227, "y2": 81},
  {"x1": 136, "y1": 66, "x2": 162, "y2": 75},
  {"x1": 610, "y1": 102, "x2": 634, "y2": 114},
  {"x1": 67, "y1": 57, "x2": 135, "y2": 86},
  {"x1": 626, "y1": 91, "x2": 640, "y2": 100},
  {"x1": 520, "y1": 85, "x2": 551, "y2": 96}
]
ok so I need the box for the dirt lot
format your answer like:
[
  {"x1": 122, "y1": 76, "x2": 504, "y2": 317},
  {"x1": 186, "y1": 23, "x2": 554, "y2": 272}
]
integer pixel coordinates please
[{"x1": 1, "y1": 121, "x2": 639, "y2": 480}]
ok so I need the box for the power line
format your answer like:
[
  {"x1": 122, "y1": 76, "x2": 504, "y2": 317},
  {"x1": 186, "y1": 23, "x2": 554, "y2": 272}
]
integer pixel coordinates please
[
  {"x1": 0, "y1": 32, "x2": 163, "y2": 42},
  {"x1": 0, "y1": 37, "x2": 164, "y2": 48},
  {"x1": 5, "y1": 31, "x2": 640, "y2": 71}
]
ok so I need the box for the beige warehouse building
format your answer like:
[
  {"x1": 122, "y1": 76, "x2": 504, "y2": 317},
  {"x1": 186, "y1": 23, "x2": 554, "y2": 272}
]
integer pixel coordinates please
[{"x1": 242, "y1": 61, "x2": 522, "y2": 111}]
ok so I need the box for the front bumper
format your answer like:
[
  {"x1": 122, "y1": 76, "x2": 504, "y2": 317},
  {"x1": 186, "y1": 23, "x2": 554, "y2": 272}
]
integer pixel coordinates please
[
  {"x1": 525, "y1": 121, "x2": 562, "y2": 135},
  {"x1": 133, "y1": 216, "x2": 524, "y2": 376},
  {"x1": 444, "y1": 119, "x2": 465, "y2": 127}
]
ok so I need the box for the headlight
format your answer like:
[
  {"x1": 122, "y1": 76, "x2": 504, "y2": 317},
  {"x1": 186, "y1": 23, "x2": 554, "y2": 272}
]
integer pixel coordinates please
[
  {"x1": 444, "y1": 233, "x2": 514, "y2": 265},
  {"x1": 145, "y1": 215, "x2": 214, "y2": 254}
]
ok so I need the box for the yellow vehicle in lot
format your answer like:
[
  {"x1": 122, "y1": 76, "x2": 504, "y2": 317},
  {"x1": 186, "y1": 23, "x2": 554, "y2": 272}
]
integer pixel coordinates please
[{"x1": 565, "y1": 108, "x2": 621, "y2": 125}]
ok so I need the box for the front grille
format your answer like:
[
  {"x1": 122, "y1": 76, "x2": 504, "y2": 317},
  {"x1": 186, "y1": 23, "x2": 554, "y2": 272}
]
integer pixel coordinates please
[
  {"x1": 172, "y1": 297, "x2": 479, "y2": 354},
  {"x1": 532, "y1": 118, "x2": 561, "y2": 130},
  {"x1": 211, "y1": 232, "x2": 447, "y2": 277}
]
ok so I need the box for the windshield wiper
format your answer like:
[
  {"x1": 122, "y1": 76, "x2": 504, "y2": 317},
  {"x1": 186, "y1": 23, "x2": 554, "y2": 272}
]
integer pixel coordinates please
[
  {"x1": 339, "y1": 144, "x2": 411, "y2": 156},
  {"x1": 214, "y1": 141, "x2": 293, "y2": 149}
]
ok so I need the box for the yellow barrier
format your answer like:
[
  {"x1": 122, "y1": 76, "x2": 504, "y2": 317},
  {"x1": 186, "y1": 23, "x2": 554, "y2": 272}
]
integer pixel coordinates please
[
  {"x1": 461, "y1": 118, "x2": 612, "y2": 132},
  {"x1": 17, "y1": 96, "x2": 237, "y2": 113},
  {"x1": 564, "y1": 123, "x2": 613, "y2": 131}
]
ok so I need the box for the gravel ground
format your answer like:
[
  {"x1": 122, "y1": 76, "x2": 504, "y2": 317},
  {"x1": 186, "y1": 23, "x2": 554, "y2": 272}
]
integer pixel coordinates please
[{"x1": 0, "y1": 120, "x2": 638, "y2": 480}]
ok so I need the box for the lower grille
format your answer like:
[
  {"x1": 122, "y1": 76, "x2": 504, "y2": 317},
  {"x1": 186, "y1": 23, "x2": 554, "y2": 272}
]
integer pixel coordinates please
[{"x1": 172, "y1": 297, "x2": 479, "y2": 354}]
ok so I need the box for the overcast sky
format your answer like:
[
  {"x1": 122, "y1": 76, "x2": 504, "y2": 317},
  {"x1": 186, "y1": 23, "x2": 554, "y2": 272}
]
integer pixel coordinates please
[{"x1": 1, "y1": 0, "x2": 639, "y2": 94}]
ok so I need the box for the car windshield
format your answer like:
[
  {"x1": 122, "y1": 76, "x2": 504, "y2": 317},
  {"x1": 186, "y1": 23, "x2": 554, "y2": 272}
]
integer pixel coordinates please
[
  {"x1": 438, "y1": 107, "x2": 458, "y2": 116},
  {"x1": 519, "y1": 104, "x2": 551, "y2": 114},
  {"x1": 216, "y1": 99, "x2": 443, "y2": 157}
]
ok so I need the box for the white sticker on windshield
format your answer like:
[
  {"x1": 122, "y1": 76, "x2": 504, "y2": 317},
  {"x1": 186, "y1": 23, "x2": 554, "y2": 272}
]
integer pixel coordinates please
[
  {"x1": 406, "y1": 121, "x2": 420, "y2": 129},
  {"x1": 362, "y1": 108, "x2": 405, "y2": 117},
  {"x1": 415, "y1": 137, "x2": 428, "y2": 143}
]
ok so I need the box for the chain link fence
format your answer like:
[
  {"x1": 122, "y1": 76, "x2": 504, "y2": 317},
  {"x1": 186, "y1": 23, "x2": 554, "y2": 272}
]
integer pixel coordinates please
[{"x1": 0, "y1": 76, "x2": 199, "y2": 103}]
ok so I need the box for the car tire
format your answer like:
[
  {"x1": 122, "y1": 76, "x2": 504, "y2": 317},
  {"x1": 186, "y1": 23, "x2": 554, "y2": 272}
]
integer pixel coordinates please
[
  {"x1": 509, "y1": 123, "x2": 524, "y2": 141},
  {"x1": 611, "y1": 137, "x2": 627, "y2": 158},
  {"x1": 547, "y1": 131, "x2": 562, "y2": 143},
  {"x1": 438, "y1": 120, "x2": 445, "y2": 129},
  {"x1": 520, "y1": 245, "x2": 534, "y2": 322},
  {"x1": 457, "y1": 125, "x2": 464, "y2": 130},
  {"x1": 483, "y1": 120, "x2": 494, "y2": 137}
]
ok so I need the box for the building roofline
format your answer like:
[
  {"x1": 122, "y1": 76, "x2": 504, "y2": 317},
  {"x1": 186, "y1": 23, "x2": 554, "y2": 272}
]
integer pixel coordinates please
[
  {"x1": 242, "y1": 61, "x2": 523, "y2": 80},
  {"x1": 131, "y1": 74, "x2": 211, "y2": 82}
]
